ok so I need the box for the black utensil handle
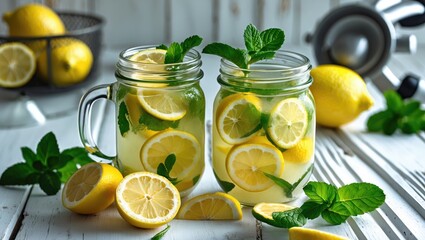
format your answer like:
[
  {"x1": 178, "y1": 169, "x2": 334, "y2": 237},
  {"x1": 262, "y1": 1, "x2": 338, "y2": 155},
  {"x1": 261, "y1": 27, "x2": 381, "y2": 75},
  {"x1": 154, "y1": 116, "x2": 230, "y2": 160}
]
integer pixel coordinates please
[{"x1": 399, "y1": 0, "x2": 425, "y2": 27}]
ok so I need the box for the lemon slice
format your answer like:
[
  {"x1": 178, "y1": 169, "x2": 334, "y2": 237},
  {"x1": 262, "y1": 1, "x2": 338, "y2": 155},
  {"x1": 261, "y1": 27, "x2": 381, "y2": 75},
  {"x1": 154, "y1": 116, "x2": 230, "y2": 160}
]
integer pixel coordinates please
[
  {"x1": 216, "y1": 93, "x2": 262, "y2": 144},
  {"x1": 0, "y1": 42, "x2": 36, "y2": 88},
  {"x1": 267, "y1": 98, "x2": 308, "y2": 149},
  {"x1": 282, "y1": 137, "x2": 314, "y2": 164},
  {"x1": 289, "y1": 227, "x2": 349, "y2": 240},
  {"x1": 137, "y1": 89, "x2": 187, "y2": 121},
  {"x1": 177, "y1": 192, "x2": 242, "y2": 220},
  {"x1": 252, "y1": 202, "x2": 295, "y2": 227},
  {"x1": 140, "y1": 129, "x2": 201, "y2": 181},
  {"x1": 115, "y1": 172, "x2": 181, "y2": 228},
  {"x1": 129, "y1": 48, "x2": 166, "y2": 64},
  {"x1": 62, "y1": 162, "x2": 123, "y2": 214},
  {"x1": 226, "y1": 143, "x2": 284, "y2": 192}
]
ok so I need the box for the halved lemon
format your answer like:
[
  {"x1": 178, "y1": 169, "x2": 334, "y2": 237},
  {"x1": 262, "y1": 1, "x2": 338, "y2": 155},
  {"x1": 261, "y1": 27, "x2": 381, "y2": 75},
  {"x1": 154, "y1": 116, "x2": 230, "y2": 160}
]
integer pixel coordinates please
[
  {"x1": 177, "y1": 192, "x2": 242, "y2": 220},
  {"x1": 289, "y1": 227, "x2": 349, "y2": 240},
  {"x1": 0, "y1": 42, "x2": 36, "y2": 88},
  {"x1": 216, "y1": 93, "x2": 262, "y2": 144},
  {"x1": 140, "y1": 129, "x2": 201, "y2": 181},
  {"x1": 129, "y1": 48, "x2": 166, "y2": 64},
  {"x1": 267, "y1": 98, "x2": 308, "y2": 149},
  {"x1": 226, "y1": 143, "x2": 284, "y2": 192},
  {"x1": 252, "y1": 202, "x2": 295, "y2": 227},
  {"x1": 115, "y1": 172, "x2": 181, "y2": 228},
  {"x1": 62, "y1": 162, "x2": 123, "y2": 214},
  {"x1": 137, "y1": 89, "x2": 187, "y2": 121}
]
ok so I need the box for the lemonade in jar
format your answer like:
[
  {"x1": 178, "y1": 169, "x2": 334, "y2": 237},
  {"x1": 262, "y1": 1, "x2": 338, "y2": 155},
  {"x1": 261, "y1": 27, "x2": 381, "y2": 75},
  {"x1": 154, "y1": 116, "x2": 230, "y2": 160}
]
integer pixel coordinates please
[
  {"x1": 204, "y1": 25, "x2": 315, "y2": 205},
  {"x1": 79, "y1": 38, "x2": 205, "y2": 197}
]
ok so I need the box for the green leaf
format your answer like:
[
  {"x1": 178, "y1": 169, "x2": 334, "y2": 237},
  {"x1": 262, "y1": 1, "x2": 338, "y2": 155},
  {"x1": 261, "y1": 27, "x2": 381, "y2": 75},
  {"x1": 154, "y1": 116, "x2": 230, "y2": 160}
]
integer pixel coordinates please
[
  {"x1": 33, "y1": 160, "x2": 47, "y2": 171},
  {"x1": 157, "y1": 163, "x2": 169, "y2": 178},
  {"x1": 139, "y1": 108, "x2": 179, "y2": 131},
  {"x1": 39, "y1": 171, "x2": 62, "y2": 195},
  {"x1": 263, "y1": 172, "x2": 292, "y2": 194},
  {"x1": 248, "y1": 51, "x2": 276, "y2": 64},
  {"x1": 401, "y1": 100, "x2": 421, "y2": 116},
  {"x1": 118, "y1": 102, "x2": 130, "y2": 136},
  {"x1": 271, "y1": 208, "x2": 307, "y2": 228},
  {"x1": 400, "y1": 116, "x2": 421, "y2": 134},
  {"x1": 151, "y1": 224, "x2": 170, "y2": 240},
  {"x1": 367, "y1": 110, "x2": 394, "y2": 132},
  {"x1": 321, "y1": 208, "x2": 350, "y2": 225},
  {"x1": 213, "y1": 170, "x2": 235, "y2": 192},
  {"x1": 336, "y1": 182, "x2": 386, "y2": 216},
  {"x1": 157, "y1": 44, "x2": 168, "y2": 50},
  {"x1": 384, "y1": 90, "x2": 403, "y2": 113},
  {"x1": 21, "y1": 147, "x2": 38, "y2": 165},
  {"x1": 165, "y1": 42, "x2": 183, "y2": 64},
  {"x1": 290, "y1": 164, "x2": 314, "y2": 197},
  {"x1": 58, "y1": 147, "x2": 94, "y2": 183},
  {"x1": 300, "y1": 200, "x2": 329, "y2": 219},
  {"x1": 181, "y1": 35, "x2": 203, "y2": 55},
  {"x1": 0, "y1": 163, "x2": 36, "y2": 185},
  {"x1": 202, "y1": 43, "x2": 248, "y2": 69},
  {"x1": 382, "y1": 117, "x2": 398, "y2": 135},
  {"x1": 48, "y1": 154, "x2": 72, "y2": 170},
  {"x1": 192, "y1": 175, "x2": 201, "y2": 185},
  {"x1": 303, "y1": 181, "x2": 338, "y2": 204},
  {"x1": 36, "y1": 132, "x2": 60, "y2": 164},
  {"x1": 260, "y1": 28, "x2": 285, "y2": 51},
  {"x1": 184, "y1": 87, "x2": 205, "y2": 121},
  {"x1": 165, "y1": 154, "x2": 176, "y2": 171},
  {"x1": 244, "y1": 24, "x2": 262, "y2": 52}
]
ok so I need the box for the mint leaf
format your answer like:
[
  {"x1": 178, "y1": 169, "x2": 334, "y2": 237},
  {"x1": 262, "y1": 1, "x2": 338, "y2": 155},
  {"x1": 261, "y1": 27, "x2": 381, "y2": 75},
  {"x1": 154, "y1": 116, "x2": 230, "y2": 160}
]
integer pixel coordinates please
[
  {"x1": 202, "y1": 43, "x2": 248, "y2": 69},
  {"x1": 151, "y1": 224, "x2": 170, "y2": 240},
  {"x1": 321, "y1": 208, "x2": 350, "y2": 225},
  {"x1": 300, "y1": 200, "x2": 329, "y2": 219},
  {"x1": 58, "y1": 147, "x2": 94, "y2": 183},
  {"x1": 118, "y1": 102, "x2": 130, "y2": 136},
  {"x1": 244, "y1": 24, "x2": 262, "y2": 52},
  {"x1": 382, "y1": 116, "x2": 398, "y2": 135},
  {"x1": 385, "y1": 90, "x2": 403, "y2": 113},
  {"x1": 181, "y1": 35, "x2": 203, "y2": 55},
  {"x1": 303, "y1": 181, "x2": 338, "y2": 204},
  {"x1": 36, "y1": 132, "x2": 60, "y2": 164},
  {"x1": 336, "y1": 182, "x2": 386, "y2": 216},
  {"x1": 289, "y1": 164, "x2": 314, "y2": 196},
  {"x1": 165, "y1": 154, "x2": 176, "y2": 171},
  {"x1": 367, "y1": 110, "x2": 394, "y2": 132},
  {"x1": 184, "y1": 87, "x2": 205, "y2": 121},
  {"x1": 271, "y1": 208, "x2": 307, "y2": 228},
  {"x1": 401, "y1": 100, "x2": 421, "y2": 116},
  {"x1": 157, "y1": 154, "x2": 180, "y2": 185},
  {"x1": 260, "y1": 28, "x2": 285, "y2": 51},
  {"x1": 157, "y1": 44, "x2": 168, "y2": 50},
  {"x1": 249, "y1": 51, "x2": 275, "y2": 64},
  {"x1": 39, "y1": 171, "x2": 61, "y2": 196},
  {"x1": 139, "y1": 108, "x2": 179, "y2": 131},
  {"x1": 165, "y1": 42, "x2": 183, "y2": 64},
  {"x1": 263, "y1": 172, "x2": 292, "y2": 194},
  {"x1": 21, "y1": 147, "x2": 38, "y2": 165},
  {"x1": 47, "y1": 154, "x2": 70, "y2": 170},
  {"x1": 213, "y1": 170, "x2": 235, "y2": 192},
  {"x1": 192, "y1": 175, "x2": 201, "y2": 185},
  {"x1": 0, "y1": 163, "x2": 36, "y2": 185}
]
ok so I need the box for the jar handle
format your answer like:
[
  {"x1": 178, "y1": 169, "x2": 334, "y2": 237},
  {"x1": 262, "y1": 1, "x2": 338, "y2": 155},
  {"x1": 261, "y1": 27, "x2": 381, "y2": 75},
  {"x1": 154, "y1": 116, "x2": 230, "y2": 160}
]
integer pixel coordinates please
[{"x1": 78, "y1": 84, "x2": 115, "y2": 162}]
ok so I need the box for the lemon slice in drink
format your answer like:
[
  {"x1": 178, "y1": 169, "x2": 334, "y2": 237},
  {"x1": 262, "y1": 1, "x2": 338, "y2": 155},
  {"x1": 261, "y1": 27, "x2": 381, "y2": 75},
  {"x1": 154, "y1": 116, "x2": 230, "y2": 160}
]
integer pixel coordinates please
[
  {"x1": 282, "y1": 137, "x2": 314, "y2": 164},
  {"x1": 62, "y1": 163, "x2": 123, "y2": 214},
  {"x1": 267, "y1": 98, "x2": 308, "y2": 149},
  {"x1": 137, "y1": 89, "x2": 187, "y2": 121},
  {"x1": 226, "y1": 142, "x2": 284, "y2": 192},
  {"x1": 129, "y1": 48, "x2": 166, "y2": 64},
  {"x1": 252, "y1": 202, "x2": 296, "y2": 227},
  {"x1": 140, "y1": 129, "x2": 201, "y2": 181},
  {"x1": 0, "y1": 42, "x2": 36, "y2": 88},
  {"x1": 115, "y1": 172, "x2": 181, "y2": 228},
  {"x1": 216, "y1": 93, "x2": 262, "y2": 144},
  {"x1": 289, "y1": 227, "x2": 349, "y2": 240},
  {"x1": 177, "y1": 192, "x2": 242, "y2": 220}
]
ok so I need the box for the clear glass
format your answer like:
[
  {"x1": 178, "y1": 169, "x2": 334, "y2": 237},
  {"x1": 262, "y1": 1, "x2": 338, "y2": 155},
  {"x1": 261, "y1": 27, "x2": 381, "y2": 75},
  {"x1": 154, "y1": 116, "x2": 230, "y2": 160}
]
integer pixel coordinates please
[
  {"x1": 78, "y1": 46, "x2": 205, "y2": 197},
  {"x1": 212, "y1": 50, "x2": 315, "y2": 206}
]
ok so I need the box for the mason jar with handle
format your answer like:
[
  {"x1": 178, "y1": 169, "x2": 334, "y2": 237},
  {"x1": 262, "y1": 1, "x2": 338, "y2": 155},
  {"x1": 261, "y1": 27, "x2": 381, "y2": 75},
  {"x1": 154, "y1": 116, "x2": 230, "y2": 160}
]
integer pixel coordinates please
[
  {"x1": 78, "y1": 46, "x2": 205, "y2": 197},
  {"x1": 212, "y1": 50, "x2": 315, "y2": 206}
]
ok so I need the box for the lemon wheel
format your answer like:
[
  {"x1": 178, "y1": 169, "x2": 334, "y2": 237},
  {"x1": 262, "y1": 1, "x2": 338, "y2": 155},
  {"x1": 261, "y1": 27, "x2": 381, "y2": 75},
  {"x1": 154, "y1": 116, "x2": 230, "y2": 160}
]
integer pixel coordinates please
[
  {"x1": 137, "y1": 89, "x2": 187, "y2": 121},
  {"x1": 0, "y1": 42, "x2": 36, "y2": 88},
  {"x1": 129, "y1": 48, "x2": 166, "y2": 64}
]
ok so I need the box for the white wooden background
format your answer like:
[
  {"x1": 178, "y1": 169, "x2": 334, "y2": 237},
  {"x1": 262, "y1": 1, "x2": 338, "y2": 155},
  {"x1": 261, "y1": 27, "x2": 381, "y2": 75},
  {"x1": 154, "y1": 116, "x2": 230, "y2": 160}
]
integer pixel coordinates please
[{"x1": 1, "y1": 0, "x2": 425, "y2": 49}]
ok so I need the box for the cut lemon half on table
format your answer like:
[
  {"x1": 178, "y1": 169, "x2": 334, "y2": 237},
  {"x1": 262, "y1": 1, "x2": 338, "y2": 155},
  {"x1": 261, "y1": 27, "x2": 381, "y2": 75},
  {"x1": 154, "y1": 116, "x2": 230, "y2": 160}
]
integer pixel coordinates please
[
  {"x1": 267, "y1": 98, "x2": 308, "y2": 149},
  {"x1": 140, "y1": 129, "x2": 201, "y2": 181},
  {"x1": 216, "y1": 93, "x2": 262, "y2": 144},
  {"x1": 129, "y1": 48, "x2": 166, "y2": 64},
  {"x1": 289, "y1": 227, "x2": 349, "y2": 240},
  {"x1": 0, "y1": 42, "x2": 36, "y2": 88},
  {"x1": 252, "y1": 202, "x2": 296, "y2": 227},
  {"x1": 177, "y1": 192, "x2": 242, "y2": 220},
  {"x1": 137, "y1": 89, "x2": 187, "y2": 121},
  {"x1": 115, "y1": 172, "x2": 181, "y2": 228},
  {"x1": 62, "y1": 163, "x2": 123, "y2": 215},
  {"x1": 226, "y1": 142, "x2": 284, "y2": 192}
]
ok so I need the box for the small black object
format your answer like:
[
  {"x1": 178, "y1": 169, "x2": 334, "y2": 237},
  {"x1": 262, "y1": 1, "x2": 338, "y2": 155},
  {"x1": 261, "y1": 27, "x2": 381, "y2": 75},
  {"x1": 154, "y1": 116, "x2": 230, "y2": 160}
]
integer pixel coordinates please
[
  {"x1": 399, "y1": 0, "x2": 425, "y2": 27},
  {"x1": 397, "y1": 74, "x2": 420, "y2": 99}
]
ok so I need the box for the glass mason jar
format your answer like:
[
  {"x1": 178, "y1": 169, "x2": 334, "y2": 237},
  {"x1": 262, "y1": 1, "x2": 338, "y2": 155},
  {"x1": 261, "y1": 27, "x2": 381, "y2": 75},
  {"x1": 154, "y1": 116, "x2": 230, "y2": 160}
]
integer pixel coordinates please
[
  {"x1": 212, "y1": 50, "x2": 315, "y2": 205},
  {"x1": 78, "y1": 46, "x2": 205, "y2": 197}
]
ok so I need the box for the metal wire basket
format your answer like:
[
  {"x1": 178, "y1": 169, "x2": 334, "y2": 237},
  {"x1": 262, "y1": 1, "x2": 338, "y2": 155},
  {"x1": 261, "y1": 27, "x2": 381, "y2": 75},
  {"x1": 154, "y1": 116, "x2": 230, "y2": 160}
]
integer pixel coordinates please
[{"x1": 0, "y1": 12, "x2": 104, "y2": 93}]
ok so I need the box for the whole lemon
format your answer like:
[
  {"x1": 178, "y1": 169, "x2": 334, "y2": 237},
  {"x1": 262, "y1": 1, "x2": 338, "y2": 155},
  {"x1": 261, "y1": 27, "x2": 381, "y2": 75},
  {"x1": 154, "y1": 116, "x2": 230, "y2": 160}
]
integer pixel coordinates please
[
  {"x1": 2, "y1": 3, "x2": 65, "y2": 37},
  {"x1": 37, "y1": 39, "x2": 93, "y2": 86},
  {"x1": 310, "y1": 65, "x2": 374, "y2": 127}
]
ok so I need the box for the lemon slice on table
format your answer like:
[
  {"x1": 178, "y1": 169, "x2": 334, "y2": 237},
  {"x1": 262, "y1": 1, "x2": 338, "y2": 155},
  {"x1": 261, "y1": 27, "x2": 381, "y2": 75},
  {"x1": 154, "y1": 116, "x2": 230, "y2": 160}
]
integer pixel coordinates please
[
  {"x1": 115, "y1": 172, "x2": 181, "y2": 229},
  {"x1": 140, "y1": 129, "x2": 201, "y2": 181},
  {"x1": 137, "y1": 89, "x2": 187, "y2": 121},
  {"x1": 289, "y1": 227, "x2": 349, "y2": 240},
  {"x1": 177, "y1": 192, "x2": 242, "y2": 220},
  {"x1": 216, "y1": 93, "x2": 262, "y2": 144},
  {"x1": 226, "y1": 142, "x2": 284, "y2": 192},
  {"x1": 62, "y1": 163, "x2": 123, "y2": 214},
  {"x1": 0, "y1": 42, "x2": 36, "y2": 88},
  {"x1": 129, "y1": 48, "x2": 166, "y2": 64},
  {"x1": 267, "y1": 98, "x2": 308, "y2": 149},
  {"x1": 252, "y1": 202, "x2": 296, "y2": 227}
]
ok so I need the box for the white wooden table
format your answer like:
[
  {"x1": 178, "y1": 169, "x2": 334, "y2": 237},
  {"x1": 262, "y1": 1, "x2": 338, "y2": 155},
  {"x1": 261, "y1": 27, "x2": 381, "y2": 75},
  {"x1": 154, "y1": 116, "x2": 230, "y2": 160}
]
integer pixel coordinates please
[{"x1": 0, "y1": 45, "x2": 424, "y2": 240}]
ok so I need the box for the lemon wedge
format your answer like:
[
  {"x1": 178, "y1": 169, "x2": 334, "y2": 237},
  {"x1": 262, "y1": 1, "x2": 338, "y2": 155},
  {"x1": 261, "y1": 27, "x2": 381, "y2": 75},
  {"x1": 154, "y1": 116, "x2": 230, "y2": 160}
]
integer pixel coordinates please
[{"x1": 289, "y1": 227, "x2": 349, "y2": 240}]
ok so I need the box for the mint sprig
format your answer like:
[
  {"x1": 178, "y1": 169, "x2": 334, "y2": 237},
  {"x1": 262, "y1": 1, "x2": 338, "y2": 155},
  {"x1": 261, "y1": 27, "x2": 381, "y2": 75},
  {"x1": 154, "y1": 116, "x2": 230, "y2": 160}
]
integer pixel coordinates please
[
  {"x1": 367, "y1": 90, "x2": 425, "y2": 135},
  {"x1": 157, "y1": 35, "x2": 203, "y2": 64},
  {"x1": 0, "y1": 132, "x2": 95, "y2": 195},
  {"x1": 202, "y1": 24, "x2": 285, "y2": 69},
  {"x1": 157, "y1": 154, "x2": 181, "y2": 185},
  {"x1": 253, "y1": 181, "x2": 385, "y2": 228}
]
